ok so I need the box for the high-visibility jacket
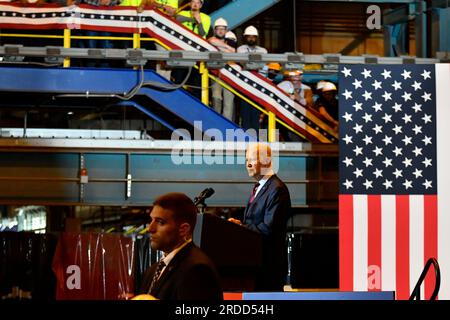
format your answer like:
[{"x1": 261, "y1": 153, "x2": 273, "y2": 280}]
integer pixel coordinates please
[
  {"x1": 120, "y1": 0, "x2": 141, "y2": 6},
  {"x1": 176, "y1": 10, "x2": 211, "y2": 39},
  {"x1": 155, "y1": 0, "x2": 178, "y2": 9},
  {"x1": 120, "y1": 0, "x2": 178, "y2": 9}
]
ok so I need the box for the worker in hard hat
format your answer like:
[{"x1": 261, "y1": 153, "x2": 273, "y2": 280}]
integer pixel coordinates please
[
  {"x1": 136, "y1": 0, "x2": 178, "y2": 16},
  {"x1": 315, "y1": 80, "x2": 328, "y2": 92},
  {"x1": 314, "y1": 81, "x2": 339, "y2": 131},
  {"x1": 208, "y1": 18, "x2": 236, "y2": 121},
  {"x1": 208, "y1": 18, "x2": 236, "y2": 53},
  {"x1": 132, "y1": 0, "x2": 180, "y2": 79},
  {"x1": 172, "y1": 0, "x2": 211, "y2": 99},
  {"x1": 277, "y1": 70, "x2": 313, "y2": 108},
  {"x1": 237, "y1": 26, "x2": 268, "y2": 132},
  {"x1": 176, "y1": 0, "x2": 212, "y2": 39},
  {"x1": 259, "y1": 63, "x2": 283, "y2": 85},
  {"x1": 237, "y1": 25, "x2": 268, "y2": 54},
  {"x1": 224, "y1": 31, "x2": 237, "y2": 49},
  {"x1": 313, "y1": 80, "x2": 328, "y2": 102}
]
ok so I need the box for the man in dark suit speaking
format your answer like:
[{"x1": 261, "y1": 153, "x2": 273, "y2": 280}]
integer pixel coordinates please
[
  {"x1": 139, "y1": 193, "x2": 223, "y2": 300},
  {"x1": 229, "y1": 143, "x2": 291, "y2": 291}
]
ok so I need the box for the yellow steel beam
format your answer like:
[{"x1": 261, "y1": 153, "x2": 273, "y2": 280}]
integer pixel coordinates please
[
  {"x1": 63, "y1": 29, "x2": 71, "y2": 68},
  {"x1": 199, "y1": 62, "x2": 209, "y2": 106}
]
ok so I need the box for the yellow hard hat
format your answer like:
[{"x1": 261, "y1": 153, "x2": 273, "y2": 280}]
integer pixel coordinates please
[
  {"x1": 131, "y1": 294, "x2": 159, "y2": 300},
  {"x1": 267, "y1": 63, "x2": 282, "y2": 71}
]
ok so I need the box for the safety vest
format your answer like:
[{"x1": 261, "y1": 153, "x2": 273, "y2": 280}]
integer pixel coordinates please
[
  {"x1": 120, "y1": 0, "x2": 141, "y2": 6},
  {"x1": 120, "y1": 0, "x2": 177, "y2": 8},
  {"x1": 177, "y1": 10, "x2": 211, "y2": 38},
  {"x1": 154, "y1": 0, "x2": 178, "y2": 9}
]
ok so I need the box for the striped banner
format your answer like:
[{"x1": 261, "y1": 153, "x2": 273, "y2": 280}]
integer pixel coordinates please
[{"x1": 0, "y1": 3, "x2": 338, "y2": 142}]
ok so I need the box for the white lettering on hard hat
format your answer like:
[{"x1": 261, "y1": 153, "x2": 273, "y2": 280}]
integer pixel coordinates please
[{"x1": 66, "y1": 265, "x2": 81, "y2": 290}]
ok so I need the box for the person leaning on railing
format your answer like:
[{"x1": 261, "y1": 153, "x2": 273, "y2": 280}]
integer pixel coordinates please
[
  {"x1": 136, "y1": 0, "x2": 178, "y2": 16},
  {"x1": 74, "y1": 0, "x2": 121, "y2": 67},
  {"x1": 129, "y1": 0, "x2": 179, "y2": 80},
  {"x1": 176, "y1": 0, "x2": 211, "y2": 39},
  {"x1": 208, "y1": 17, "x2": 235, "y2": 122},
  {"x1": 169, "y1": 0, "x2": 211, "y2": 99}
]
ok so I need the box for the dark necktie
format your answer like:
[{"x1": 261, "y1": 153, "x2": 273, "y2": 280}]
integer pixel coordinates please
[
  {"x1": 249, "y1": 182, "x2": 260, "y2": 204},
  {"x1": 148, "y1": 260, "x2": 166, "y2": 294}
]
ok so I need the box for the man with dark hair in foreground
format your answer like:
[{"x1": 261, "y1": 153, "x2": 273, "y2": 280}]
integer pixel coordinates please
[{"x1": 139, "y1": 193, "x2": 223, "y2": 300}]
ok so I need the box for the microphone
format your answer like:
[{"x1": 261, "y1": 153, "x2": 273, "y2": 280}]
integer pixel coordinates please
[{"x1": 194, "y1": 188, "x2": 215, "y2": 206}]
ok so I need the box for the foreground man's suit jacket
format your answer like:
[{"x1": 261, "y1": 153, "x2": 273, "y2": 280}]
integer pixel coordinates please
[{"x1": 139, "y1": 242, "x2": 223, "y2": 300}]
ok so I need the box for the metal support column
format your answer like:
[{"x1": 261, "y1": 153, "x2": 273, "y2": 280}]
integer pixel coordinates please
[
  {"x1": 415, "y1": 1, "x2": 428, "y2": 57},
  {"x1": 432, "y1": 7, "x2": 450, "y2": 56},
  {"x1": 268, "y1": 111, "x2": 277, "y2": 142},
  {"x1": 200, "y1": 62, "x2": 209, "y2": 106},
  {"x1": 63, "y1": 29, "x2": 71, "y2": 67}
]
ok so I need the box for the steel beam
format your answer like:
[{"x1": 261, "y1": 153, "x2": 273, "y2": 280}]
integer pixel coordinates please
[
  {"x1": 0, "y1": 46, "x2": 442, "y2": 64},
  {"x1": 210, "y1": 0, "x2": 281, "y2": 30},
  {"x1": 0, "y1": 139, "x2": 338, "y2": 208},
  {"x1": 433, "y1": 7, "x2": 450, "y2": 54},
  {"x1": 415, "y1": 1, "x2": 428, "y2": 57}
]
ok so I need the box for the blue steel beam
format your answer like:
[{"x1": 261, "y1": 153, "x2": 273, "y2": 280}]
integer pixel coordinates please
[
  {"x1": 0, "y1": 67, "x2": 254, "y2": 141},
  {"x1": 0, "y1": 147, "x2": 338, "y2": 207},
  {"x1": 210, "y1": 0, "x2": 281, "y2": 30},
  {"x1": 116, "y1": 101, "x2": 190, "y2": 139}
]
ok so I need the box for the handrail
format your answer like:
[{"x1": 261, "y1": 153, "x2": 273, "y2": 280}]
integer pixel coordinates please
[
  {"x1": 0, "y1": 30, "x2": 303, "y2": 142},
  {"x1": 207, "y1": 72, "x2": 307, "y2": 141},
  {"x1": 409, "y1": 258, "x2": 440, "y2": 300}
]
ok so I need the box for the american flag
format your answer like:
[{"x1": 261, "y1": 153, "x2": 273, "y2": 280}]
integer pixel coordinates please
[{"x1": 338, "y1": 64, "x2": 450, "y2": 300}]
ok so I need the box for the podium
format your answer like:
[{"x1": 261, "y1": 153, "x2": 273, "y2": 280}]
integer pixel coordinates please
[{"x1": 193, "y1": 213, "x2": 262, "y2": 291}]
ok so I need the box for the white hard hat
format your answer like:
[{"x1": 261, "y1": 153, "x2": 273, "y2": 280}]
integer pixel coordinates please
[
  {"x1": 243, "y1": 25, "x2": 258, "y2": 37},
  {"x1": 278, "y1": 81, "x2": 295, "y2": 95},
  {"x1": 214, "y1": 18, "x2": 228, "y2": 28},
  {"x1": 322, "y1": 82, "x2": 337, "y2": 92},
  {"x1": 316, "y1": 80, "x2": 327, "y2": 90},
  {"x1": 225, "y1": 31, "x2": 237, "y2": 41}
]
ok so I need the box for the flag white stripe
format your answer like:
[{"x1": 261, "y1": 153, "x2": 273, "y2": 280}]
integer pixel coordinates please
[
  {"x1": 436, "y1": 63, "x2": 450, "y2": 300},
  {"x1": 221, "y1": 67, "x2": 332, "y2": 142},
  {"x1": 226, "y1": 65, "x2": 337, "y2": 138},
  {"x1": 381, "y1": 195, "x2": 396, "y2": 292},
  {"x1": 353, "y1": 195, "x2": 368, "y2": 291},
  {"x1": 409, "y1": 195, "x2": 425, "y2": 298}
]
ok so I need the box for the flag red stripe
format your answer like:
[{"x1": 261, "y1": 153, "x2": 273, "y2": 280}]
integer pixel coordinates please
[
  {"x1": 367, "y1": 195, "x2": 382, "y2": 291},
  {"x1": 396, "y1": 195, "x2": 410, "y2": 300},
  {"x1": 424, "y1": 195, "x2": 438, "y2": 299},
  {"x1": 339, "y1": 195, "x2": 354, "y2": 291}
]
